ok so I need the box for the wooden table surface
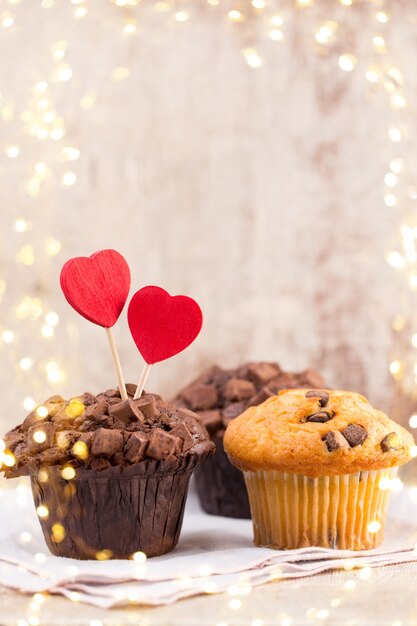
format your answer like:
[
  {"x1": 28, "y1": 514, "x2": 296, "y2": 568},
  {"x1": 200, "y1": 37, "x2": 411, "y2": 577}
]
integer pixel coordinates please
[{"x1": 1, "y1": 562, "x2": 416, "y2": 626}]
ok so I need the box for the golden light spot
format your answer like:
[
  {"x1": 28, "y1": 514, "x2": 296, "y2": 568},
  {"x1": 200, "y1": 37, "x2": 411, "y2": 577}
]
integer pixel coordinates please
[
  {"x1": 388, "y1": 127, "x2": 402, "y2": 142},
  {"x1": 65, "y1": 399, "x2": 85, "y2": 418},
  {"x1": 338, "y1": 54, "x2": 356, "y2": 72},
  {"x1": 367, "y1": 520, "x2": 381, "y2": 533},
  {"x1": 20, "y1": 531, "x2": 32, "y2": 542},
  {"x1": 228, "y1": 9, "x2": 244, "y2": 21},
  {"x1": 175, "y1": 11, "x2": 189, "y2": 21},
  {"x1": 6, "y1": 145, "x2": 19, "y2": 158},
  {"x1": 19, "y1": 356, "x2": 33, "y2": 370},
  {"x1": 36, "y1": 505, "x2": 49, "y2": 519},
  {"x1": 36, "y1": 405, "x2": 49, "y2": 418},
  {"x1": 132, "y1": 551, "x2": 147, "y2": 563},
  {"x1": 409, "y1": 445, "x2": 417, "y2": 458},
  {"x1": 80, "y1": 92, "x2": 96, "y2": 109},
  {"x1": 16, "y1": 245, "x2": 35, "y2": 266},
  {"x1": 72, "y1": 440, "x2": 89, "y2": 460},
  {"x1": 111, "y1": 67, "x2": 130, "y2": 82},
  {"x1": 229, "y1": 598, "x2": 242, "y2": 610},
  {"x1": 2, "y1": 450, "x2": 15, "y2": 467},
  {"x1": 33, "y1": 430, "x2": 47, "y2": 444},
  {"x1": 2, "y1": 330, "x2": 14, "y2": 343},
  {"x1": 69, "y1": 591, "x2": 81, "y2": 602},
  {"x1": 33, "y1": 593, "x2": 46, "y2": 605},
  {"x1": 51, "y1": 523, "x2": 66, "y2": 543},
  {"x1": 38, "y1": 468, "x2": 49, "y2": 482},
  {"x1": 244, "y1": 48, "x2": 262, "y2": 68},
  {"x1": 45, "y1": 311, "x2": 59, "y2": 326},
  {"x1": 96, "y1": 549, "x2": 112, "y2": 561},
  {"x1": 61, "y1": 466, "x2": 76, "y2": 480},
  {"x1": 62, "y1": 171, "x2": 76, "y2": 186},
  {"x1": 41, "y1": 324, "x2": 54, "y2": 338}
]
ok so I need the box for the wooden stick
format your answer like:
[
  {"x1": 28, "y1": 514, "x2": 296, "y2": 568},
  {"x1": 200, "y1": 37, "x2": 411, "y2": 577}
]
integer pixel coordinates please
[
  {"x1": 134, "y1": 363, "x2": 152, "y2": 400},
  {"x1": 105, "y1": 327, "x2": 128, "y2": 400}
]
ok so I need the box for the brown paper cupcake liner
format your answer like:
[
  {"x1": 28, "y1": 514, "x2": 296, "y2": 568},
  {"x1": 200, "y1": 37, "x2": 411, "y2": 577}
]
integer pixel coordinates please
[
  {"x1": 31, "y1": 450, "x2": 211, "y2": 560},
  {"x1": 244, "y1": 467, "x2": 398, "y2": 550},
  {"x1": 194, "y1": 436, "x2": 251, "y2": 519}
]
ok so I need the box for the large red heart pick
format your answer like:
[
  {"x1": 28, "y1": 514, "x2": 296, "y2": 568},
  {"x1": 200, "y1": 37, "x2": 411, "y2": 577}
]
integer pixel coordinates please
[
  {"x1": 128, "y1": 286, "x2": 203, "y2": 364},
  {"x1": 60, "y1": 250, "x2": 131, "y2": 328}
]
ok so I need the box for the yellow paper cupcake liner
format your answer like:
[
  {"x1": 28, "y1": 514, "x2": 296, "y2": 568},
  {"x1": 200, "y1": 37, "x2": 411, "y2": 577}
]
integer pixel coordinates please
[{"x1": 244, "y1": 467, "x2": 398, "y2": 550}]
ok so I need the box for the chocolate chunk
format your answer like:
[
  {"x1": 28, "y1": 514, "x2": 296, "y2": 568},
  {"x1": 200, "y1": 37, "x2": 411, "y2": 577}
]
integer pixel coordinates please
[
  {"x1": 125, "y1": 432, "x2": 148, "y2": 463},
  {"x1": 181, "y1": 384, "x2": 218, "y2": 411},
  {"x1": 84, "y1": 400, "x2": 108, "y2": 418},
  {"x1": 299, "y1": 368, "x2": 326, "y2": 388},
  {"x1": 381, "y1": 432, "x2": 402, "y2": 452},
  {"x1": 78, "y1": 432, "x2": 93, "y2": 447},
  {"x1": 170, "y1": 423, "x2": 195, "y2": 452},
  {"x1": 55, "y1": 430, "x2": 79, "y2": 450},
  {"x1": 323, "y1": 431, "x2": 349, "y2": 452},
  {"x1": 108, "y1": 399, "x2": 144, "y2": 425},
  {"x1": 197, "y1": 410, "x2": 222, "y2": 434},
  {"x1": 125, "y1": 383, "x2": 137, "y2": 397},
  {"x1": 305, "y1": 390, "x2": 329, "y2": 407},
  {"x1": 27, "y1": 423, "x2": 54, "y2": 453},
  {"x1": 222, "y1": 401, "x2": 246, "y2": 426},
  {"x1": 247, "y1": 387, "x2": 274, "y2": 407},
  {"x1": 133, "y1": 396, "x2": 157, "y2": 419},
  {"x1": 79, "y1": 392, "x2": 96, "y2": 406},
  {"x1": 22, "y1": 410, "x2": 49, "y2": 431},
  {"x1": 224, "y1": 379, "x2": 256, "y2": 402},
  {"x1": 146, "y1": 428, "x2": 180, "y2": 460},
  {"x1": 89, "y1": 457, "x2": 111, "y2": 471},
  {"x1": 305, "y1": 410, "x2": 334, "y2": 423},
  {"x1": 246, "y1": 362, "x2": 281, "y2": 385},
  {"x1": 196, "y1": 365, "x2": 223, "y2": 385},
  {"x1": 267, "y1": 374, "x2": 298, "y2": 392},
  {"x1": 105, "y1": 389, "x2": 120, "y2": 398},
  {"x1": 91, "y1": 428, "x2": 123, "y2": 457},
  {"x1": 341, "y1": 424, "x2": 368, "y2": 447}
]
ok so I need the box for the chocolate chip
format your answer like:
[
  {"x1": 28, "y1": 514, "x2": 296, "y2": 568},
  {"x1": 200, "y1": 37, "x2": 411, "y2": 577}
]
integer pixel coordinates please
[
  {"x1": 381, "y1": 432, "x2": 402, "y2": 452},
  {"x1": 323, "y1": 431, "x2": 349, "y2": 452},
  {"x1": 108, "y1": 399, "x2": 144, "y2": 426},
  {"x1": 181, "y1": 384, "x2": 218, "y2": 411},
  {"x1": 246, "y1": 362, "x2": 281, "y2": 385},
  {"x1": 146, "y1": 429, "x2": 180, "y2": 460},
  {"x1": 305, "y1": 390, "x2": 329, "y2": 407},
  {"x1": 224, "y1": 378, "x2": 256, "y2": 402},
  {"x1": 222, "y1": 401, "x2": 246, "y2": 422},
  {"x1": 198, "y1": 410, "x2": 222, "y2": 434},
  {"x1": 91, "y1": 428, "x2": 123, "y2": 457},
  {"x1": 125, "y1": 432, "x2": 148, "y2": 463},
  {"x1": 27, "y1": 422, "x2": 54, "y2": 453},
  {"x1": 299, "y1": 369, "x2": 326, "y2": 388},
  {"x1": 105, "y1": 389, "x2": 120, "y2": 398},
  {"x1": 125, "y1": 383, "x2": 137, "y2": 397},
  {"x1": 305, "y1": 410, "x2": 334, "y2": 423},
  {"x1": 170, "y1": 423, "x2": 195, "y2": 452},
  {"x1": 132, "y1": 396, "x2": 157, "y2": 419},
  {"x1": 341, "y1": 424, "x2": 368, "y2": 447},
  {"x1": 84, "y1": 400, "x2": 108, "y2": 418}
]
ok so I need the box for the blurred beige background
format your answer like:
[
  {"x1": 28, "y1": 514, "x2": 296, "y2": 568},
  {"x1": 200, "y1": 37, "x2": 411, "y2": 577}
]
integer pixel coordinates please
[{"x1": 1, "y1": 0, "x2": 417, "y2": 434}]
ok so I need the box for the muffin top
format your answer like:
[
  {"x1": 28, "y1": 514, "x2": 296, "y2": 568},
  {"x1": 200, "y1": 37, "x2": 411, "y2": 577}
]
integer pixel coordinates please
[
  {"x1": 224, "y1": 388, "x2": 415, "y2": 477},
  {"x1": 1, "y1": 384, "x2": 214, "y2": 478},
  {"x1": 173, "y1": 362, "x2": 326, "y2": 440}
]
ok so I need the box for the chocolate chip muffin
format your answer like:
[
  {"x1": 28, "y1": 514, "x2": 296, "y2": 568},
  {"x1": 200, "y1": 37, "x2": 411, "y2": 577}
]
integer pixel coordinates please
[
  {"x1": 1, "y1": 385, "x2": 214, "y2": 559},
  {"x1": 224, "y1": 389, "x2": 415, "y2": 550},
  {"x1": 173, "y1": 362, "x2": 326, "y2": 518}
]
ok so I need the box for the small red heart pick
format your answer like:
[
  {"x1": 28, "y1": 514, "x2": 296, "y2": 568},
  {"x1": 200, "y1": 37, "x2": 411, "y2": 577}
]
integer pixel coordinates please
[
  {"x1": 127, "y1": 286, "x2": 203, "y2": 364},
  {"x1": 60, "y1": 249, "x2": 131, "y2": 328}
]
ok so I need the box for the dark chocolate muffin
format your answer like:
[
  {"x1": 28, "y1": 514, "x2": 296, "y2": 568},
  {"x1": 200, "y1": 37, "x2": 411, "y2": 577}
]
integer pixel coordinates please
[
  {"x1": 1, "y1": 385, "x2": 214, "y2": 559},
  {"x1": 173, "y1": 362, "x2": 326, "y2": 518}
]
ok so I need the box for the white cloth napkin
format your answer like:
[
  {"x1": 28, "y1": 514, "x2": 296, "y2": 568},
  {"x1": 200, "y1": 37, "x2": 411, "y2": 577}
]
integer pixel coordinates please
[{"x1": 0, "y1": 482, "x2": 416, "y2": 607}]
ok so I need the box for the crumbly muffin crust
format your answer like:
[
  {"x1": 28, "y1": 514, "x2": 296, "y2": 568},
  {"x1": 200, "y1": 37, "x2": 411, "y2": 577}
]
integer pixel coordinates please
[{"x1": 224, "y1": 389, "x2": 415, "y2": 477}]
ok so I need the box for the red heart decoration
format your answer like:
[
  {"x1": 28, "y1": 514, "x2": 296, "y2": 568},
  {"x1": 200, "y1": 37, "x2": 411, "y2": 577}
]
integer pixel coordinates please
[
  {"x1": 128, "y1": 286, "x2": 203, "y2": 364},
  {"x1": 60, "y1": 250, "x2": 131, "y2": 328}
]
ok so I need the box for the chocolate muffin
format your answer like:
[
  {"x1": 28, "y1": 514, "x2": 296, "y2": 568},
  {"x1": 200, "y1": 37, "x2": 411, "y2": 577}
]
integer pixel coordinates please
[
  {"x1": 1, "y1": 385, "x2": 214, "y2": 559},
  {"x1": 173, "y1": 362, "x2": 326, "y2": 518}
]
